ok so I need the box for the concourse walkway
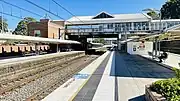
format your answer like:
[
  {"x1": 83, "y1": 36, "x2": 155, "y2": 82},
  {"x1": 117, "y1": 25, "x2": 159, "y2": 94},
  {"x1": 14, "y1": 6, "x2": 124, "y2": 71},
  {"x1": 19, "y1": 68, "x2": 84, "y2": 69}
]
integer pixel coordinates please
[
  {"x1": 42, "y1": 51, "x2": 174, "y2": 101},
  {"x1": 114, "y1": 52, "x2": 174, "y2": 101}
]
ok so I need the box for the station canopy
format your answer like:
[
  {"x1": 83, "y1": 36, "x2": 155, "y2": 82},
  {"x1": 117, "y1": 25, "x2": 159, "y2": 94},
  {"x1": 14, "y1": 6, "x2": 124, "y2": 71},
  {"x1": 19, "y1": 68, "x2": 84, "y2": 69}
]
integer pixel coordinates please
[
  {"x1": 0, "y1": 34, "x2": 80, "y2": 44},
  {"x1": 66, "y1": 11, "x2": 151, "y2": 25}
]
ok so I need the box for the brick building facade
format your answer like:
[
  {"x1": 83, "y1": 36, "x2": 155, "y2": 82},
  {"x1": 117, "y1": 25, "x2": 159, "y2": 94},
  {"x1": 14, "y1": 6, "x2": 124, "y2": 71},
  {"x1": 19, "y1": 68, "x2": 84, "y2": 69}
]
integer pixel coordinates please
[{"x1": 28, "y1": 19, "x2": 65, "y2": 39}]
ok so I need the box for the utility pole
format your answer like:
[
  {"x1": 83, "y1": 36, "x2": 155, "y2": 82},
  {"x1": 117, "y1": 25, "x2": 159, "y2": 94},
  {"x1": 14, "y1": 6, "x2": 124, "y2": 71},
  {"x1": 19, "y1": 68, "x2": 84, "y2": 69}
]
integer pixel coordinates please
[
  {"x1": 1, "y1": 4, "x2": 3, "y2": 34},
  {"x1": 142, "y1": 8, "x2": 162, "y2": 57},
  {"x1": 158, "y1": 11, "x2": 162, "y2": 55}
]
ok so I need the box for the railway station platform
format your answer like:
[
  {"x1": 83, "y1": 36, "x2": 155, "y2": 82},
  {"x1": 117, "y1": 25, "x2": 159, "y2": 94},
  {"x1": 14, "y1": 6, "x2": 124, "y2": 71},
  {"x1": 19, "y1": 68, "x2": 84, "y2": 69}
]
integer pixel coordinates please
[
  {"x1": 0, "y1": 51, "x2": 84, "y2": 67},
  {"x1": 42, "y1": 51, "x2": 174, "y2": 101}
]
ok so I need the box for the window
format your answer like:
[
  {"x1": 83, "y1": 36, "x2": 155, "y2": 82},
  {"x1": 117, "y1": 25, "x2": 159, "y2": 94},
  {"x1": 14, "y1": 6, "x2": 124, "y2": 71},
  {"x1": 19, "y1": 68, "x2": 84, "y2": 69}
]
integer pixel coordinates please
[{"x1": 34, "y1": 30, "x2": 41, "y2": 37}]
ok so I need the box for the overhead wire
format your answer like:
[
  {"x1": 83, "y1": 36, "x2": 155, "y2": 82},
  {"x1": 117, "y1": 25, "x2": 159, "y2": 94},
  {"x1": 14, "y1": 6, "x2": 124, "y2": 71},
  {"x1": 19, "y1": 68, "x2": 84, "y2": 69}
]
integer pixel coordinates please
[
  {"x1": 0, "y1": 11, "x2": 23, "y2": 19},
  {"x1": 0, "y1": 0, "x2": 42, "y2": 17},
  {"x1": 24, "y1": 0, "x2": 80, "y2": 28},
  {"x1": 51, "y1": 0, "x2": 86, "y2": 25}
]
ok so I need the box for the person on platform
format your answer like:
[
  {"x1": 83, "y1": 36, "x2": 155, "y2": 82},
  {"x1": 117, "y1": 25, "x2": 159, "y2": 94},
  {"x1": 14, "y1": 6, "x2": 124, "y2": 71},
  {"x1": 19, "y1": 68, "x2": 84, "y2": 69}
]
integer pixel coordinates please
[{"x1": 158, "y1": 51, "x2": 168, "y2": 63}]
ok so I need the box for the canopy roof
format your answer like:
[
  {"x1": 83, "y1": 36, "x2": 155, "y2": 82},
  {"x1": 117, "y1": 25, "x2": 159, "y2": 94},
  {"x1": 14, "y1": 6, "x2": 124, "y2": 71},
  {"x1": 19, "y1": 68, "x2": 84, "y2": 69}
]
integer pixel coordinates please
[
  {"x1": 0, "y1": 34, "x2": 80, "y2": 44},
  {"x1": 66, "y1": 12, "x2": 151, "y2": 25}
]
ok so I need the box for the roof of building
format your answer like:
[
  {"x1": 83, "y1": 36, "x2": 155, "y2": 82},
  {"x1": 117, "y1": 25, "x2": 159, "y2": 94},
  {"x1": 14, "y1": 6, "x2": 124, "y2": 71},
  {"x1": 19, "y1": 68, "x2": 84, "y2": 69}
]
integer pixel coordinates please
[
  {"x1": 66, "y1": 11, "x2": 151, "y2": 25},
  {"x1": 0, "y1": 34, "x2": 80, "y2": 44}
]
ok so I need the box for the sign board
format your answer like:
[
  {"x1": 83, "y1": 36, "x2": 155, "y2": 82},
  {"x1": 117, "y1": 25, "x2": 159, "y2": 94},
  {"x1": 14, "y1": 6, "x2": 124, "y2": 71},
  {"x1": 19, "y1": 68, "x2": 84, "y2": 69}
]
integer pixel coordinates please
[{"x1": 73, "y1": 73, "x2": 89, "y2": 79}]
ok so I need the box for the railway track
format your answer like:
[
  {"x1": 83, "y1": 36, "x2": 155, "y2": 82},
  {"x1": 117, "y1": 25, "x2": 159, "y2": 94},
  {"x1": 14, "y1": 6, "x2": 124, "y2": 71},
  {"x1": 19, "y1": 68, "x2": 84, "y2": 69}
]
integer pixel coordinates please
[
  {"x1": 26, "y1": 55, "x2": 96, "y2": 101},
  {"x1": 0, "y1": 54, "x2": 85, "y2": 95}
]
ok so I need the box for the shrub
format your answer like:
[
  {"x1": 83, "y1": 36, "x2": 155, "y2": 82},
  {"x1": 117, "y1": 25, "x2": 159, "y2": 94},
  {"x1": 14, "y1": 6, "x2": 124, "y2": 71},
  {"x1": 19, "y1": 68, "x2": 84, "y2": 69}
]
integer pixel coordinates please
[
  {"x1": 150, "y1": 68, "x2": 180, "y2": 101},
  {"x1": 172, "y1": 68, "x2": 180, "y2": 79}
]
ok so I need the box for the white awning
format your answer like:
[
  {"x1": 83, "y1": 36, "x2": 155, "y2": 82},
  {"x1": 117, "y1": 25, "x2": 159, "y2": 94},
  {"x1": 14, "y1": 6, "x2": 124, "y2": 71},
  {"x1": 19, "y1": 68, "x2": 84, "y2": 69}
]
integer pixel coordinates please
[{"x1": 0, "y1": 34, "x2": 80, "y2": 44}]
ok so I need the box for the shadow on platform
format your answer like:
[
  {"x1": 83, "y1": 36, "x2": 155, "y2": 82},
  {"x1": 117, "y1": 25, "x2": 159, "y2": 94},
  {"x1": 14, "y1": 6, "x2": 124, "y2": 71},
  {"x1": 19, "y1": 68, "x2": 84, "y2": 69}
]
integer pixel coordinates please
[
  {"x1": 110, "y1": 52, "x2": 174, "y2": 79},
  {"x1": 128, "y1": 95, "x2": 145, "y2": 101}
]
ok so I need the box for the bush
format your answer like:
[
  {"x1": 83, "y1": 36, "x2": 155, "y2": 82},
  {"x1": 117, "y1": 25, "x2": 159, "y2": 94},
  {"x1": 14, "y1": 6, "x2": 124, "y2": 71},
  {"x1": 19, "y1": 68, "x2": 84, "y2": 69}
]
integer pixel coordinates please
[
  {"x1": 172, "y1": 68, "x2": 180, "y2": 79},
  {"x1": 150, "y1": 68, "x2": 180, "y2": 101}
]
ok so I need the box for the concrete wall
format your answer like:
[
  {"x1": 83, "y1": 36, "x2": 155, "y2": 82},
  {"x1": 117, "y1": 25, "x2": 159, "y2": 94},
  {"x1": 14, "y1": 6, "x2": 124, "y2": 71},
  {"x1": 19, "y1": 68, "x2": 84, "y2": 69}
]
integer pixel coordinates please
[
  {"x1": 127, "y1": 42, "x2": 153, "y2": 55},
  {"x1": 164, "y1": 52, "x2": 180, "y2": 69}
]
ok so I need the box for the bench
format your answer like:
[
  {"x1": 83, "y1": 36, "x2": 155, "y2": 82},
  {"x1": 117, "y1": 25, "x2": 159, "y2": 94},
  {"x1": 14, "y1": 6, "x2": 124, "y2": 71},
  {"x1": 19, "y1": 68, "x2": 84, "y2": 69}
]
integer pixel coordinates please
[{"x1": 148, "y1": 51, "x2": 168, "y2": 63}]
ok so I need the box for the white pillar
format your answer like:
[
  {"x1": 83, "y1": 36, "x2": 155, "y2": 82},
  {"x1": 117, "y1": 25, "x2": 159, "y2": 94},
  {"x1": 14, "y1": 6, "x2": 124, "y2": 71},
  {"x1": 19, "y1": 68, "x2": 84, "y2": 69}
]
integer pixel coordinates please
[
  {"x1": 56, "y1": 44, "x2": 59, "y2": 52},
  {"x1": 131, "y1": 22, "x2": 134, "y2": 31}
]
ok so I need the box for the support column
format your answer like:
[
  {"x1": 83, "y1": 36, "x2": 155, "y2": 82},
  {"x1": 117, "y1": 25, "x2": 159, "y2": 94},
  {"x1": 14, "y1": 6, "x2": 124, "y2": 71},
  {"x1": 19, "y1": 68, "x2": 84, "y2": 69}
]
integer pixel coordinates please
[
  {"x1": 154, "y1": 37, "x2": 158, "y2": 57},
  {"x1": 158, "y1": 39, "x2": 161, "y2": 55},
  {"x1": 149, "y1": 22, "x2": 151, "y2": 31},
  {"x1": 131, "y1": 22, "x2": 134, "y2": 31},
  {"x1": 56, "y1": 44, "x2": 59, "y2": 52},
  {"x1": 35, "y1": 43, "x2": 38, "y2": 55}
]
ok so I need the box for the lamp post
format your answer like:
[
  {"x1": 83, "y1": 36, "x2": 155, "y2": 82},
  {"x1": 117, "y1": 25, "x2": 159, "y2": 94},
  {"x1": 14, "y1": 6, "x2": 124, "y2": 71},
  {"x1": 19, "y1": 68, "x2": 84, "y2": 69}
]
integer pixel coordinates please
[
  {"x1": 142, "y1": 8, "x2": 162, "y2": 57},
  {"x1": 1, "y1": 4, "x2": 3, "y2": 34}
]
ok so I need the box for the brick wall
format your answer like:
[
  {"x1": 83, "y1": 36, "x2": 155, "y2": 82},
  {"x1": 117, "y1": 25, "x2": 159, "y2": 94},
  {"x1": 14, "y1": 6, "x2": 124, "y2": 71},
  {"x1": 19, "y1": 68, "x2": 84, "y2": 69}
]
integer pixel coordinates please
[
  {"x1": 28, "y1": 21, "x2": 48, "y2": 38},
  {"x1": 28, "y1": 19, "x2": 65, "y2": 39}
]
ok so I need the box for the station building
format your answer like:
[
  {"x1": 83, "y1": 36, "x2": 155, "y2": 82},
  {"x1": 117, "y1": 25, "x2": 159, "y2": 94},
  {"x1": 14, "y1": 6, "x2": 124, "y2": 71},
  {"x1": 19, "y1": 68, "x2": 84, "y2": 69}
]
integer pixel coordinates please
[
  {"x1": 26, "y1": 11, "x2": 180, "y2": 53},
  {"x1": 64, "y1": 11, "x2": 180, "y2": 52},
  {"x1": 65, "y1": 11, "x2": 180, "y2": 35}
]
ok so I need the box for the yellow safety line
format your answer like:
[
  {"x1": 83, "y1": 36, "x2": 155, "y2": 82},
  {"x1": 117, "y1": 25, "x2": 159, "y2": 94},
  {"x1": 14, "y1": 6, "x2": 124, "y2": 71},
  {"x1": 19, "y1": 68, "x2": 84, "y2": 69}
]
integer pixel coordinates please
[
  {"x1": 68, "y1": 53, "x2": 109, "y2": 101},
  {"x1": 68, "y1": 75, "x2": 91, "y2": 101}
]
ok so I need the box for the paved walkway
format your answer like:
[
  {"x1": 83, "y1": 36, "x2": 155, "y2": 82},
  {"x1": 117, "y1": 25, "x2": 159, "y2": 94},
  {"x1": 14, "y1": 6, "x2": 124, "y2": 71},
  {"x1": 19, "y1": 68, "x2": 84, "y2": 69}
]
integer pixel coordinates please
[
  {"x1": 141, "y1": 52, "x2": 180, "y2": 69},
  {"x1": 72, "y1": 52, "x2": 111, "y2": 101},
  {"x1": 42, "y1": 51, "x2": 175, "y2": 101},
  {"x1": 114, "y1": 52, "x2": 174, "y2": 101},
  {"x1": 42, "y1": 51, "x2": 110, "y2": 101}
]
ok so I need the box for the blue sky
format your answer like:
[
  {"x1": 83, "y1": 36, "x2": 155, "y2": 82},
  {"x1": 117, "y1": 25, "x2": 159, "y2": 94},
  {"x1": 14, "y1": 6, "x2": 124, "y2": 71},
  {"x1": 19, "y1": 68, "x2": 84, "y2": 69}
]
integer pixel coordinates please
[{"x1": 1, "y1": 0, "x2": 166, "y2": 30}]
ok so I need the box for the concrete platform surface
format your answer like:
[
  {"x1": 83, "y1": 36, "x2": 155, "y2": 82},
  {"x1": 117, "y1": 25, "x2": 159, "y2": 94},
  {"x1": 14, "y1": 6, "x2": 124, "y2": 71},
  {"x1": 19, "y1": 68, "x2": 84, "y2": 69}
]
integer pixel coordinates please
[
  {"x1": 42, "y1": 51, "x2": 110, "y2": 101},
  {"x1": 115, "y1": 52, "x2": 174, "y2": 101},
  {"x1": 41, "y1": 51, "x2": 174, "y2": 101},
  {"x1": 0, "y1": 51, "x2": 84, "y2": 67}
]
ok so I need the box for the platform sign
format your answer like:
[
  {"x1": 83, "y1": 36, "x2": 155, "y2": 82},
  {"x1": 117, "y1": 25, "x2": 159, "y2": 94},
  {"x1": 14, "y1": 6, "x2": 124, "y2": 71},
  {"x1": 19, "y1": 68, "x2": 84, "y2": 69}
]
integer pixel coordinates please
[{"x1": 73, "y1": 73, "x2": 89, "y2": 79}]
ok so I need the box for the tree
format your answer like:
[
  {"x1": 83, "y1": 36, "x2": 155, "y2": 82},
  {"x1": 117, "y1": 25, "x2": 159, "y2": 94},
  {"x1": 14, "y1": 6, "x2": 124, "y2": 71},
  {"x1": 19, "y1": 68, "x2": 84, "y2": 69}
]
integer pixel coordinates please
[
  {"x1": 146, "y1": 11, "x2": 159, "y2": 20},
  {"x1": 92, "y1": 38, "x2": 105, "y2": 44},
  {"x1": 161, "y1": 0, "x2": 180, "y2": 19},
  {"x1": 0, "y1": 16, "x2": 8, "y2": 32},
  {"x1": 13, "y1": 17, "x2": 36, "y2": 35}
]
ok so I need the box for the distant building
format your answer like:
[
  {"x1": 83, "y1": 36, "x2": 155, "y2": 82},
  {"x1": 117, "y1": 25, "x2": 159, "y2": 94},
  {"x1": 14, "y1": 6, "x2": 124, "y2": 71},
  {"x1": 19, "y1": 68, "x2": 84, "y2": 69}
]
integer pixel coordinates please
[{"x1": 28, "y1": 19, "x2": 65, "y2": 39}]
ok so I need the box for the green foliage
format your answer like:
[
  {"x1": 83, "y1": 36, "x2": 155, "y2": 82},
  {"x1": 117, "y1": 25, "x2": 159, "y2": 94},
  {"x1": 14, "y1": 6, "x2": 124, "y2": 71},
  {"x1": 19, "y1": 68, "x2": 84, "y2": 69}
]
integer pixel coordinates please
[
  {"x1": 151, "y1": 68, "x2": 180, "y2": 101},
  {"x1": 0, "y1": 16, "x2": 8, "y2": 32},
  {"x1": 161, "y1": 0, "x2": 180, "y2": 19},
  {"x1": 92, "y1": 38, "x2": 105, "y2": 44},
  {"x1": 13, "y1": 17, "x2": 36, "y2": 35},
  {"x1": 147, "y1": 11, "x2": 159, "y2": 20},
  {"x1": 151, "y1": 78, "x2": 180, "y2": 101},
  {"x1": 172, "y1": 67, "x2": 180, "y2": 79}
]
